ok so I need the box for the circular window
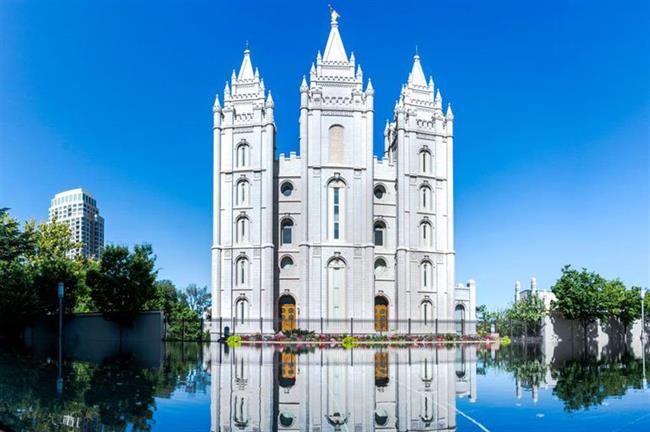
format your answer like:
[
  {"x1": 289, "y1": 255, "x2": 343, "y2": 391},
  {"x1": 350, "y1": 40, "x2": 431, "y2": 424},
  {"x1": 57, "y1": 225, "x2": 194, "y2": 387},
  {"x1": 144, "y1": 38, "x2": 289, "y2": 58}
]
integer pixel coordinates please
[
  {"x1": 374, "y1": 409, "x2": 389, "y2": 426},
  {"x1": 374, "y1": 258, "x2": 387, "y2": 276},
  {"x1": 280, "y1": 256, "x2": 294, "y2": 270},
  {"x1": 279, "y1": 412, "x2": 294, "y2": 427},
  {"x1": 374, "y1": 185, "x2": 386, "y2": 200},
  {"x1": 281, "y1": 182, "x2": 294, "y2": 197}
]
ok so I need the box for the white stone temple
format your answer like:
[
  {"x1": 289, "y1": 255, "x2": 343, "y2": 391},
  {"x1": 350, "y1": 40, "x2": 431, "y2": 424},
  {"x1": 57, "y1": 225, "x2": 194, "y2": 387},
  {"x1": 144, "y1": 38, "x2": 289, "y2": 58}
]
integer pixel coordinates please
[{"x1": 211, "y1": 10, "x2": 476, "y2": 335}]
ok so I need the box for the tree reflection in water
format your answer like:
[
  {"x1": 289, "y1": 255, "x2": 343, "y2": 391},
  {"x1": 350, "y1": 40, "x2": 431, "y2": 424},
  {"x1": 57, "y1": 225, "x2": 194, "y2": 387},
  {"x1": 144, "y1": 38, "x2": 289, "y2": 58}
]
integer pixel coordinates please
[
  {"x1": 552, "y1": 352, "x2": 644, "y2": 412},
  {"x1": 0, "y1": 342, "x2": 209, "y2": 431}
]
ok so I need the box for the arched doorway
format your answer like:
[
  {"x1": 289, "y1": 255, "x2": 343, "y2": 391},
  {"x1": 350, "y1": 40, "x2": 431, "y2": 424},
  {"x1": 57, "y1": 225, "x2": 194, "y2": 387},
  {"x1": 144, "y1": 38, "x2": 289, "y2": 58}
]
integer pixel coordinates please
[
  {"x1": 374, "y1": 296, "x2": 389, "y2": 332},
  {"x1": 278, "y1": 294, "x2": 296, "y2": 333}
]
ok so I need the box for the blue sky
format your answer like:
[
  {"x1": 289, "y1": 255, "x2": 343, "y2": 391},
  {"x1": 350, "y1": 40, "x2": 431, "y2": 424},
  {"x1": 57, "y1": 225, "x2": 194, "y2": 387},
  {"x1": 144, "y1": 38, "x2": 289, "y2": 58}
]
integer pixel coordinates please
[{"x1": 1, "y1": 0, "x2": 648, "y2": 309}]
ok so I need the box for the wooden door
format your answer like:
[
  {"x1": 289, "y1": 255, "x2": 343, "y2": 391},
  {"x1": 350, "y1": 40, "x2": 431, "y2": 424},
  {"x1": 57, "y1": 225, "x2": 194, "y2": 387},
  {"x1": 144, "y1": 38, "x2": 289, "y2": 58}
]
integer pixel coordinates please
[
  {"x1": 375, "y1": 303, "x2": 388, "y2": 332},
  {"x1": 281, "y1": 303, "x2": 296, "y2": 332}
]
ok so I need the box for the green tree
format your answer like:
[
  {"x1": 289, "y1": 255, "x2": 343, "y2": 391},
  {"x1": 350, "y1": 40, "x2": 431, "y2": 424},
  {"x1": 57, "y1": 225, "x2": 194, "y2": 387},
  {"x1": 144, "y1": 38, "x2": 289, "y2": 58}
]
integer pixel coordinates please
[
  {"x1": 551, "y1": 265, "x2": 607, "y2": 339},
  {"x1": 506, "y1": 294, "x2": 546, "y2": 336},
  {"x1": 185, "y1": 283, "x2": 211, "y2": 315},
  {"x1": 30, "y1": 219, "x2": 86, "y2": 316},
  {"x1": 86, "y1": 244, "x2": 157, "y2": 325},
  {"x1": 145, "y1": 279, "x2": 179, "y2": 318},
  {"x1": 0, "y1": 208, "x2": 35, "y2": 261}
]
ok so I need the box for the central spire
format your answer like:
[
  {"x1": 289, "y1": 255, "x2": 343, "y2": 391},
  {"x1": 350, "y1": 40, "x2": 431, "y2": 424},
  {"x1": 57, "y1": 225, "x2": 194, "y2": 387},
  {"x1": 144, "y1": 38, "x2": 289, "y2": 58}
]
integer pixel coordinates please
[
  {"x1": 409, "y1": 50, "x2": 427, "y2": 87},
  {"x1": 237, "y1": 46, "x2": 255, "y2": 81},
  {"x1": 323, "y1": 6, "x2": 348, "y2": 62}
]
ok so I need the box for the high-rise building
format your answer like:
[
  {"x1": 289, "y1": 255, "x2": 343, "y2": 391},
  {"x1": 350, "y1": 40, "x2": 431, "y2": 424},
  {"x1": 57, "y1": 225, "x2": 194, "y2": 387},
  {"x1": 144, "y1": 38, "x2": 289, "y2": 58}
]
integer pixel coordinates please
[
  {"x1": 211, "y1": 10, "x2": 476, "y2": 334},
  {"x1": 48, "y1": 188, "x2": 104, "y2": 259}
]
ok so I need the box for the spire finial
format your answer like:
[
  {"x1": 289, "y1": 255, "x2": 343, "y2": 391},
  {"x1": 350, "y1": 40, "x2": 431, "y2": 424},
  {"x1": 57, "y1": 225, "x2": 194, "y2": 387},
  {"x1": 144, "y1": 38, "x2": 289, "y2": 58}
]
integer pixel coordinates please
[
  {"x1": 328, "y1": 5, "x2": 340, "y2": 26},
  {"x1": 415, "y1": 45, "x2": 419, "y2": 58},
  {"x1": 245, "y1": 40, "x2": 249, "y2": 52}
]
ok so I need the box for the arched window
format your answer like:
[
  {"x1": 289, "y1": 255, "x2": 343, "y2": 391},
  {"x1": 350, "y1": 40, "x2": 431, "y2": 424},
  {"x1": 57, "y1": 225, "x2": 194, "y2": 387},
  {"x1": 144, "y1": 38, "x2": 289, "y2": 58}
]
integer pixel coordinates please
[
  {"x1": 421, "y1": 261, "x2": 433, "y2": 290},
  {"x1": 421, "y1": 300, "x2": 434, "y2": 325},
  {"x1": 236, "y1": 180, "x2": 249, "y2": 206},
  {"x1": 235, "y1": 258, "x2": 249, "y2": 287},
  {"x1": 374, "y1": 220, "x2": 386, "y2": 247},
  {"x1": 280, "y1": 256, "x2": 294, "y2": 270},
  {"x1": 235, "y1": 217, "x2": 249, "y2": 243},
  {"x1": 329, "y1": 125, "x2": 344, "y2": 164},
  {"x1": 455, "y1": 304, "x2": 466, "y2": 335},
  {"x1": 419, "y1": 149, "x2": 432, "y2": 174},
  {"x1": 374, "y1": 258, "x2": 387, "y2": 277},
  {"x1": 236, "y1": 142, "x2": 249, "y2": 168},
  {"x1": 420, "y1": 221, "x2": 433, "y2": 248},
  {"x1": 235, "y1": 297, "x2": 248, "y2": 325},
  {"x1": 420, "y1": 185, "x2": 432, "y2": 211},
  {"x1": 455, "y1": 347, "x2": 467, "y2": 378},
  {"x1": 327, "y1": 258, "x2": 346, "y2": 319},
  {"x1": 328, "y1": 179, "x2": 345, "y2": 240},
  {"x1": 280, "y1": 218, "x2": 293, "y2": 245}
]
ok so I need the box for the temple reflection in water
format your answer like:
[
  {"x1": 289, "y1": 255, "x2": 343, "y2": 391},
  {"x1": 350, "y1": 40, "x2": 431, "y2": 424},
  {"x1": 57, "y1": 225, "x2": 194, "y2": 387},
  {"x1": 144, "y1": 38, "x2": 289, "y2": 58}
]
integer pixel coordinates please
[{"x1": 210, "y1": 345, "x2": 477, "y2": 432}]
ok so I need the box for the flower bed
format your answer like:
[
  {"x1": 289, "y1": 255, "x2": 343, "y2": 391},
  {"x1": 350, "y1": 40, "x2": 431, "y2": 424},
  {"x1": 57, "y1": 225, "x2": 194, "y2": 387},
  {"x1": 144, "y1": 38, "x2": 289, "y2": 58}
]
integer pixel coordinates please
[{"x1": 226, "y1": 330, "x2": 499, "y2": 346}]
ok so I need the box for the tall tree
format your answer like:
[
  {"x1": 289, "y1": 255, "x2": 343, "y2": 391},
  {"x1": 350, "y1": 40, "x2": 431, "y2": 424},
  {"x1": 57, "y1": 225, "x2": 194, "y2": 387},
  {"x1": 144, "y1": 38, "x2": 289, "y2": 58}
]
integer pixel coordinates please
[
  {"x1": 506, "y1": 294, "x2": 546, "y2": 335},
  {"x1": 86, "y1": 244, "x2": 157, "y2": 325},
  {"x1": 551, "y1": 265, "x2": 607, "y2": 340},
  {"x1": 185, "y1": 284, "x2": 211, "y2": 315}
]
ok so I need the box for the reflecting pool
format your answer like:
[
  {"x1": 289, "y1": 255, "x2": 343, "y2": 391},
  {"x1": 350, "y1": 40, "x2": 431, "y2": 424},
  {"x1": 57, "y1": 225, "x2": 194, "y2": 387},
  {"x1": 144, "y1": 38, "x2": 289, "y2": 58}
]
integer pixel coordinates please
[{"x1": 0, "y1": 340, "x2": 648, "y2": 431}]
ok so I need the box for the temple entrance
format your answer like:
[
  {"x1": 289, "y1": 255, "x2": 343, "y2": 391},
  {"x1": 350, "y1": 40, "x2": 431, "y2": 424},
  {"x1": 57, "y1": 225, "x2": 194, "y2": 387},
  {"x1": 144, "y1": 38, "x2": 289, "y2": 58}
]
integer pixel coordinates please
[
  {"x1": 374, "y1": 296, "x2": 389, "y2": 332},
  {"x1": 279, "y1": 295, "x2": 296, "y2": 333}
]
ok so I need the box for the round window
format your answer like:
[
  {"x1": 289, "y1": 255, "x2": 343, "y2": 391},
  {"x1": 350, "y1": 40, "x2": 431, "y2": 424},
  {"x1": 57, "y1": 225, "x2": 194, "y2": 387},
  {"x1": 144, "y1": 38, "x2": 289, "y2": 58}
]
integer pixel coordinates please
[
  {"x1": 281, "y1": 182, "x2": 294, "y2": 197},
  {"x1": 279, "y1": 412, "x2": 294, "y2": 427},
  {"x1": 374, "y1": 409, "x2": 389, "y2": 426},
  {"x1": 374, "y1": 185, "x2": 386, "y2": 200},
  {"x1": 280, "y1": 256, "x2": 294, "y2": 270}
]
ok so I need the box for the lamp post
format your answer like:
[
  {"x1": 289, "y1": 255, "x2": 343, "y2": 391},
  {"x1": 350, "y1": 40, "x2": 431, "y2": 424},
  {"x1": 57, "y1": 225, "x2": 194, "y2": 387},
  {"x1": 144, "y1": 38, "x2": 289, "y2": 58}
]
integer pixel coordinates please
[
  {"x1": 57, "y1": 282, "x2": 64, "y2": 395},
  {"x1": 641, "y1": 287, "x2": 646, "y2": 390}
]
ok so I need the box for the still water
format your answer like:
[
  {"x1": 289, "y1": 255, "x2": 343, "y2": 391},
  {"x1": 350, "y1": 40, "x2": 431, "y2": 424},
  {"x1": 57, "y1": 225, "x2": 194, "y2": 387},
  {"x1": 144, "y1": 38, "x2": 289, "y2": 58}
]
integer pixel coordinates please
[{"x1": 0, "y1": 341, "x2": 648, "y2": 431}]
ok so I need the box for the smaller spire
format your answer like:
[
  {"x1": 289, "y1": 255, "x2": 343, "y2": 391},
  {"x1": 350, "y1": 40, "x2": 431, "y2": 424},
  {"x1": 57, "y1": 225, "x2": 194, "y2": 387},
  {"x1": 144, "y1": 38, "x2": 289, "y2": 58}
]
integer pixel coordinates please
[
  {"x1": 254, "y1": 67, "x2": 259, "y2": 79},
  {"x1": 231, "y1": 69, "x2": 237, "y2": 83},
  {"x1": 350, "y1": 52, "x2": 355, "y2": 64},
  {"x1": 265, "y1": 91, "x2": 274, "y2": 108},
  {"x1": 446, "y1": 103, "x2": 454, "y2": 119},
  {"x1": 428, "y1": 76, "x2": 434, "y2": 89},
  {"x1": 317, "y1": 50, "x2": 322, "y2": 62},
  {"x1": 435, "y1": 89, "x2": 442, "y2": 110},
  {"x1": 356, "y1": 65, "x2": 363, "y2": 79},
  {"x1": 300, "y1": 75, "x2": 308, "y2": 91},
  {"x1": 384, "y1": 119, "x2": 389, "y2": 130},
  {"x1": 213, "y1": 94, "x2": 221, "y2": 110},
  {"x1": 366, "y1": 78, "x2": 375, "y2": 95},
  {"x1": 224, "y1": 82, "x2": 230, "y2": 96}
]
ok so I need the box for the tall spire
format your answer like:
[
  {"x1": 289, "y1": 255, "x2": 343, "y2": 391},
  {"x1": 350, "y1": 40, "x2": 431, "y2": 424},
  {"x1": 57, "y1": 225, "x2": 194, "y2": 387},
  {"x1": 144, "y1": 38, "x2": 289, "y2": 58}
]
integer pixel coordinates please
[
  {"x1": 237, "y1": 45, "x2": 255, "y2": 80},
  {"x1": 409, "y1": 49, "x2": 427, "y2": 87},
  {"x1": 323, "y1": 6, "x2": 348, "y2": 62}
]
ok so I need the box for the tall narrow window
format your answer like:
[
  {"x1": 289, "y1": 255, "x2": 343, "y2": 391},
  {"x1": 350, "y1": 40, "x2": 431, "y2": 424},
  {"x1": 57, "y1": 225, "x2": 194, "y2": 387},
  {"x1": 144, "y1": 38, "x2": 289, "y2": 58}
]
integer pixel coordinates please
[
  {"x1": 421, "y1": 261, "x2": 433, "y2": 290},
  {"x1": 235, "y1": 298, "x2": 248, "y2": 325},
  {"x1": 281, "y1": 219, "x2": 293, "y2": 245},
  {"x1": 236, "y1": 143, "x2": 249, "y2": 168},
  {"x1": 374, "y1": 221, "x2": 386, "y2": 247},
  {"x1": 421, "y1": 300, "x2": 434, "y2": 325},
  {"x1": 420, "y1": 185, "x2": 432, "y2": 210},
  {"x1": 420, "y1": 149, "x2": 432, "y2": 174},
  {"x1": 329, "y1": 125, "x2": 344, "y2": 164},
  {"x1": 328, "y1": 180, "x2": 345, "y2": 240},
  {"x1": 236, "y1": 258, "x2": 248, "y2": 287},
  {"x1": 455, "y1": 304, "x2": 466, "y2": 335},
  {"x1": 236, "y1": 180, "x2": 249, "y2": 206},
  {"x1": 420, "y1": 221, "x2": 433, "y2": 248},
  {"x1": 328, "y1": 258, "x2": 346, "y2": 319},
  {"x1": 236, "y1": 217, "x2": 249, "y2": 243}
]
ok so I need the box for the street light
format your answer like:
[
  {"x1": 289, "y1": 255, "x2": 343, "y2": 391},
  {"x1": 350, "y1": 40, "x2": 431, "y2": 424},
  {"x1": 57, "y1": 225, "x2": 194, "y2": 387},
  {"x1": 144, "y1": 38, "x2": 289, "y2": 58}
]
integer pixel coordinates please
[{"x1": 57, "y1": 282, "x2": 64, "y2": 395}]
